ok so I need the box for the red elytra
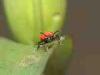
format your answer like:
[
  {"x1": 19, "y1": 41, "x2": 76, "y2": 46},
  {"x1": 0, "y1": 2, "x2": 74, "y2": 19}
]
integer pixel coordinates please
[
  {"x1": 44, "y1": 32, "x2": 54, "y2": 37},
  {"x1": 40, "y1": 32, "x2": 54, "y2": 41},
  {"x1": 40, "y1": 34, "x2": 47, "y2": 41}
]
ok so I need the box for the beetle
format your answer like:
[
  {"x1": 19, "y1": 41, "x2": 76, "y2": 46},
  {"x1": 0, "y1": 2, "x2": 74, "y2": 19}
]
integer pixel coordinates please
[{"x1": 37, "y1": 31, "x2": 61, "y2": 49}]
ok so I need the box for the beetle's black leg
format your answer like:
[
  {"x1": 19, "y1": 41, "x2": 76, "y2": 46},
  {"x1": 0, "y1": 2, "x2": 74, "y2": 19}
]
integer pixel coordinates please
[
  {"x1": 56, "y1": 35, "x2": 60, "y2": 44},
  {"x1": 54, "y1": 31, "x2": 62, "y2": 44},
  {"x1": 54, "y1": 31, "x2": 60, "y2": 34},
  {"x1": 37, "y1": 41, "x2": 48, "y2": 51},
  {"x1": 37, "y1": 41, "x2": 44, "y2": 49},
  {"x1": 40, "y1": 32, "x2": 44, "y2": 34},
  {"x1": 37, "y1": 42, "x2": 40, "y2": 49}
]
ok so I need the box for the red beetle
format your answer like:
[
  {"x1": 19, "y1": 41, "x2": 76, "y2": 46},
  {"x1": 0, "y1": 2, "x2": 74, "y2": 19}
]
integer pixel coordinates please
[
  {"x1": 37, "y1": 31, "x2": 61, "y2": 49},
  {"x1": 40, "y1": 32, "x2": 54, "y2": 41}
]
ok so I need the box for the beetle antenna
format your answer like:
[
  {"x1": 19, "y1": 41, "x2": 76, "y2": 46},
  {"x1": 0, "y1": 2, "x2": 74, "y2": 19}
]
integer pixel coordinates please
[
  {"x1": 54, "y1": 31, "x2": 59, "y2": 34},
  {"x1": 40, "y1": 32, "x2": 44, "y2": 34}
]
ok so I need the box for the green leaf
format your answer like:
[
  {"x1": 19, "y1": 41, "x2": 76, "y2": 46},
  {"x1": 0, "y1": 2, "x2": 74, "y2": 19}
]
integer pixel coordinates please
[
  {"x1": 0, "y1": 35, "x2": 72, "y2": 75},
  {"x1": 4, "y1": 0, "x2": 41, "y2": 44}
]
